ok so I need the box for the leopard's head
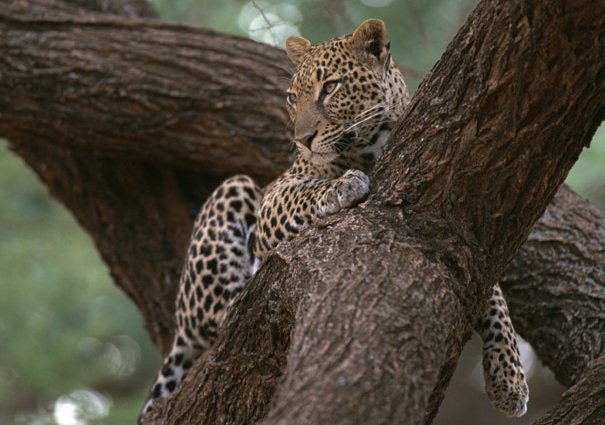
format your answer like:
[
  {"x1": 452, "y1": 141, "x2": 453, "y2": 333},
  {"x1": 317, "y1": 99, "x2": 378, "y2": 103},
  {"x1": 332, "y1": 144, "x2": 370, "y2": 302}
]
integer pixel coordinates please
[{"x1": 285, "y1": 19, "x2": 409, "y2": 164}]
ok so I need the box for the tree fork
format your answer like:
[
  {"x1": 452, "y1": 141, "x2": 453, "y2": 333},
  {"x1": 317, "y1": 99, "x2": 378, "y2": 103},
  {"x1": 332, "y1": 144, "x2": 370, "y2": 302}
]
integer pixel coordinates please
[
  {"x1": 1, "y1": 1, "x2": 604, "y2": 424},
  {"x1": 150, "y1": 0, "x2": 605, "y2": 423}
]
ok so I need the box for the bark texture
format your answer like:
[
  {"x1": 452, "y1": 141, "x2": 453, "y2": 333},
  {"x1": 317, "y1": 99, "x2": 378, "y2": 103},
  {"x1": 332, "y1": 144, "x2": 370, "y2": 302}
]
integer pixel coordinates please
[
  {"x1": 0, "y1": 0, "x2": 292, "y2": 350},
  {"x1": 502, "y1": 187, "x2": 605, "y2": 387},
  {"x1": 532, "y1": 355, "x2": 605, "y2": 425},
  {"x1": 150, "y1": 1, "x2": 605, "y2": 424},
  {"x1": 1, "y1": 0, "x2": 605, "y2": 424}
]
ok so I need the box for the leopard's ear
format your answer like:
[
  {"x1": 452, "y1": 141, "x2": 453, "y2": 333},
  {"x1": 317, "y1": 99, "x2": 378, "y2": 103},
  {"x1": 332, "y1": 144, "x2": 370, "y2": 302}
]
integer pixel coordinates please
[
  {"x1": 349, "y1": 19, "x2": 390, "y2": 64},
  {"x1": 285, "y1": 36, "x2": 311, "y2": 65}
]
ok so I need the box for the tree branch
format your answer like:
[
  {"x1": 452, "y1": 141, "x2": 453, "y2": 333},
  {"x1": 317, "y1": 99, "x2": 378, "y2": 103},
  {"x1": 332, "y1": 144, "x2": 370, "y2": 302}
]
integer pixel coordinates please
[
  {"x1": 0, "y1": 0, "x2": 292, "y2": 350},
  {"x1": 1, "y1": 0, "x2": 292, "y2": 179},
  {"x1": 532, "y1": 354, "x2": 605, "y2": 425},
  {"x1": 148, "y1": 0, "x2": 605, "y2": 424},
  {"x1": 502, "y1": 186, "x2": 605, "y2": 387}
]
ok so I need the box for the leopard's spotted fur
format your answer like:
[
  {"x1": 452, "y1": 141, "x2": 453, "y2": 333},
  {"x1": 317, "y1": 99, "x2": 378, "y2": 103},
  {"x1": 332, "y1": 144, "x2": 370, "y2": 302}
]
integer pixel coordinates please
[
  {"x1": 138, "y1": 175, "x2": 262, "y2": 422},
  {"x1": 139, "y1": 19, "x2": 528, "y2": 423}
]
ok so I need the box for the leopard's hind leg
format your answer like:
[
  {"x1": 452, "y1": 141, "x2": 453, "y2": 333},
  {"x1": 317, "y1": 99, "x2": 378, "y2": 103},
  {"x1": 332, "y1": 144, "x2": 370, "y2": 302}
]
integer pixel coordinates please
[
  {"x1": 138, "y1": 175, "x2": 262, "y2": 423},
  {"x1": 476, "y1": 283, "x2": 529, "y2": 417}
]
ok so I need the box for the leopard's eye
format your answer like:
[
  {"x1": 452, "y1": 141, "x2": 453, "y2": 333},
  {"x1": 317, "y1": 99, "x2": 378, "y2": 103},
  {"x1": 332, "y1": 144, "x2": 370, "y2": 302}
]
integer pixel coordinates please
[
  {"x1": 286, "y1": 92, "x2": 297, "y2": 106},
  {"x1": 322, "y1": 81, "x2": 339, "y2": 95}
]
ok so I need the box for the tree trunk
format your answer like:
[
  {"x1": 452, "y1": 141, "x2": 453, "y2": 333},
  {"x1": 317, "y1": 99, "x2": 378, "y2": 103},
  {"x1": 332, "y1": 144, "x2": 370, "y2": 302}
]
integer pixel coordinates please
[{"x1": 1, "y1": 1, "x2": 604, "y2": 424}]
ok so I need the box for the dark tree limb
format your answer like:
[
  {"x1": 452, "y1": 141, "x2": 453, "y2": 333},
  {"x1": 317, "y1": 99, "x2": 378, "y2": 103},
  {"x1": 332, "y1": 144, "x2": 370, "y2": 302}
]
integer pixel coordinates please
[
  {"x1": 0, "y1": 0, "x2": 292, "y2": 350},
  {"x1": 532, "y1": 354, "x2": 605, "y2": 425},
  {"x1": 1, "y1": 1, "x2": 605, "y2": 424},
  {"x1": 0, "y1": 0, "x2": 292, "y2": 177},
  {"x1": 147, "y1": 0, "x2": 605, "y2": 424},
  {"x1": 33, "y1": 0, "x2": 159, "y2": 18},
  {"x1": 502, "y1": 186, "x2": 605, "y2": 387}
]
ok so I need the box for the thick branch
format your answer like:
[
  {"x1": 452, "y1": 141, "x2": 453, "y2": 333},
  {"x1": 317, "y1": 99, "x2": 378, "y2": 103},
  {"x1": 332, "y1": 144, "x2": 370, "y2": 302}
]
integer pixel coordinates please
[
  {"x1": 376, "y1": 0, "x2": 605, "y2": 281},
  {"x1": 532, "y1": 355, "x2": 605, "y2": 425},
  {"x1": 502, "y1": 186, "x2": 605, "y2": 386},
  {"x1": 32, "y1": 0, "x2": 159, "y2": 18},
  {"x1": 0, "y1": 0, "x2": 292, "y2": 180},
  {"x1": 153, "y1": 1, "x2": 605, "y2": 424},
  {"x1": 0, "y1": 0, "x2": 292, "y2": 350}
]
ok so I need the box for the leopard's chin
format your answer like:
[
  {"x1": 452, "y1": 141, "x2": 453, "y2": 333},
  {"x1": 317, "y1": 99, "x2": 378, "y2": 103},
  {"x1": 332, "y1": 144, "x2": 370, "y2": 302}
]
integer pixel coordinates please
[
  {"x1": 297, "y1": 144, "x2": 338, "y2": 165},
  {"x1": 311, "y1": 152, "x2": 338, "y2": 164},
  {"x1": 307, "y1": 151, "x2": 339, "y2": 165}
]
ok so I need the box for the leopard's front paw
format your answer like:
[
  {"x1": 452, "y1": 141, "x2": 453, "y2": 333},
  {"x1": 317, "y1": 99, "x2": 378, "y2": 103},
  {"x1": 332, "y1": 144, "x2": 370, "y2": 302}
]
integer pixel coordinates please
[
  {"x1": 335, "y1": 169, "x2": 370, "y2": 209},
  {"x1": 320, "y1": 169, "x2": 369, "y2": 216}
]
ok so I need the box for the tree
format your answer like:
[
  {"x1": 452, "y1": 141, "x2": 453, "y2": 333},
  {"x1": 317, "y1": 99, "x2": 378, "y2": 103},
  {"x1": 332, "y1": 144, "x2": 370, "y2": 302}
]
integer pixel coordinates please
[{"x1": 1, "y1": 0, "x2": 604, "y2": 424}]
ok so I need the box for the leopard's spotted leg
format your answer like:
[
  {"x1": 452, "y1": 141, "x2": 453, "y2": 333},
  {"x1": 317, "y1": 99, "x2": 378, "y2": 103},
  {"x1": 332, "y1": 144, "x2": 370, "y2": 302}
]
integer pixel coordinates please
[
  {"x1": 138, "y1": 340, "x2": 201, "y2": 423},
  {"x1": 476, "y1": 283, "x2": 529, "y2": 417},
  {"x1": 254, "y1": 168, "x2": 369, "y2": 260},
  {"x1": 138, "y1": 175, "x2": 262, "y2": 424}
]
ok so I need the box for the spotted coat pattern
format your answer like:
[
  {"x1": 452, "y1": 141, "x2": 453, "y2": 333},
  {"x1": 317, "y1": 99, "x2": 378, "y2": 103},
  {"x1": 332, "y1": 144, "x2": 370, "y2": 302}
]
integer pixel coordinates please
[
  {"x1": 255, "y1": 19, "x2": 409, "y2": 259},
  {"x1": 477, "y1": 284, "x2": 529, "y2": 416},
  {"x1": 138, "y1": 175, "x2": 261, "y2": 423},
  {"x1": 139, "y1": 19, "x2": 528, "y2": 423}
]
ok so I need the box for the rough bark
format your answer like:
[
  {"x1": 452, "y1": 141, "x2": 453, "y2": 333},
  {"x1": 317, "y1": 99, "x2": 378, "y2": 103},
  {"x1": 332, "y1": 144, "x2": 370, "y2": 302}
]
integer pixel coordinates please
[
  {"x1": 0, "y1": 0, "x2": 292, "y2": 350},
  {"x1": 0, "y1": 0, "x2": 291, "y2": 174},
  {"x1": 150, "y1": 1, "x2": 605, "y2": 424},
  {"x1": 1, "y1": 0, "x2": 605, "y2": 424},
  {"x1": 502, "y1": 186, "x2": 605, "y2": 387},
  {"x1": 532, "y1": 355, "x2": 605, "y2": 425}
]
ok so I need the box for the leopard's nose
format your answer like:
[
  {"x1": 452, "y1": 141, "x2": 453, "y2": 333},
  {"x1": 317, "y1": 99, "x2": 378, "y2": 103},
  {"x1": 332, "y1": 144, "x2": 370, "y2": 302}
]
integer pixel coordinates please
[{"x1": 295, "y1": 130, "x2": 317, "y2": 148}]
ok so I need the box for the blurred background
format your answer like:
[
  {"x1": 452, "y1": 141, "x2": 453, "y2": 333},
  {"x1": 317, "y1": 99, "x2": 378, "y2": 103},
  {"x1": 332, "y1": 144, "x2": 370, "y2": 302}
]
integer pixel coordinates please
[{"x1": 1, "y1": 0, "x2": 603, "y2": 424}]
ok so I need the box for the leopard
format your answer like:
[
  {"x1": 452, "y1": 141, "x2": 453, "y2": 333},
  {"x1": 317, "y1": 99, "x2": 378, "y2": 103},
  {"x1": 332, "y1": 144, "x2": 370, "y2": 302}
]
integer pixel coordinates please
[
  {"x1": 138, "y1": 175, "x2": 262, "y2": 423},
  {"x1": 138, "y1": 19, "x2": 528, "y2": 423}
]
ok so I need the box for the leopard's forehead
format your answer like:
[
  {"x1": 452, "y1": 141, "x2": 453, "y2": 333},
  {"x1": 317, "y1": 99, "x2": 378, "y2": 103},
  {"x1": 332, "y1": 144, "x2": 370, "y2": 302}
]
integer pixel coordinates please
[{"x1": 290, "y1": 35, "x2": 364, "y2": 88}]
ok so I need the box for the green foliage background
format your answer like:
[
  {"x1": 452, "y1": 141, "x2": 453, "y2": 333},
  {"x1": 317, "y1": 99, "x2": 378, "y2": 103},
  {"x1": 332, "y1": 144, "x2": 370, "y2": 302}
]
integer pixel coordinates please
[{"x1": 1, "y1": 1, "x2": 603, "y2": 424}]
